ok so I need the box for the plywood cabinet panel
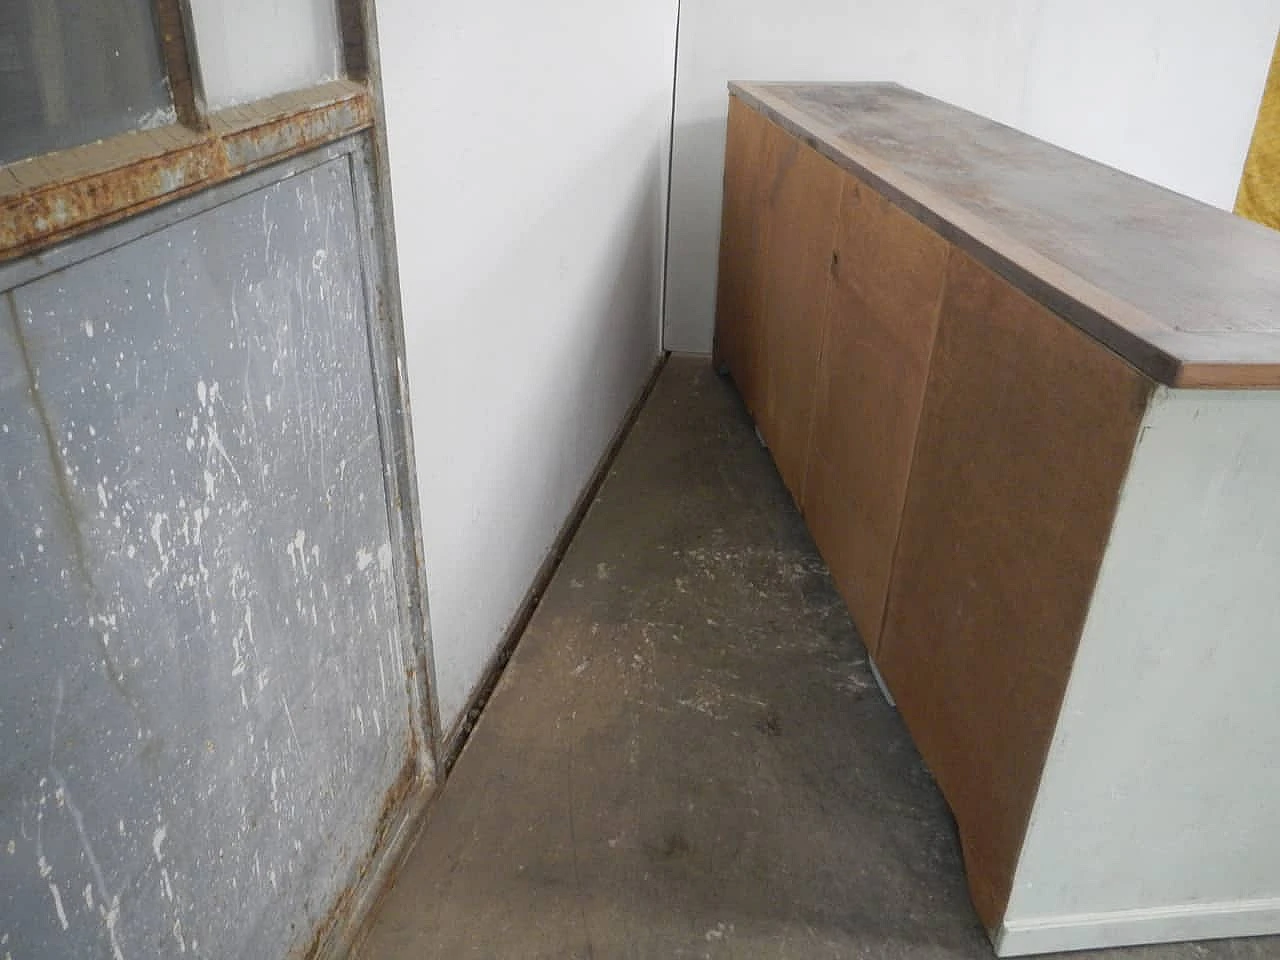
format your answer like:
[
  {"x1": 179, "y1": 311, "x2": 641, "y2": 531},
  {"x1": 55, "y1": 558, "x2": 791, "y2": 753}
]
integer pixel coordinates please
[
  {"x1": 715, "y1": 104, "x2": 945, "y2": 651},
  {"x1": 802, "y1": 179, "x2": 949, "y2": 652},
  {"x1": 753, "y1": 124, "x2": 844, "y2": 499},
  {"x1": 714, "y1": 103, "x2": 843, "y2": 503},
  {"x1": 714, "y1": 96, "x2": 772, "y2": 413},
  {"x1": 876, "y1": 248, "x2": 1152, "y2": 928}
]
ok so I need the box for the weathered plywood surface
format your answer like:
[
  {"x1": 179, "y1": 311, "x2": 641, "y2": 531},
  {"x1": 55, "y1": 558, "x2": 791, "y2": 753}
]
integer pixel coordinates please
[
  {"x1": 0, "y1": 156, "x2": 413, "y2": 958},
  {"x1": 713, "y1": 96, "x2": 771, "y2": 412},
  {"x1": 715, "y1": 103, "x2": 843, "y2": 503},
  {"x1": 716, "y1": 104, "x2": 951, "y2": 653},
  {"x1": 877, "y1": 249, "x2": 1152, "y2": 930},
  {"x1": 752, "y1": 123, "x2": 843, "y2": 501},
  {"x1": 802, "y1": 177, "x2": 949, "y2": 652},
  {"x1": 731, "y1": 82, "x2": 1280, "y2": 388}
]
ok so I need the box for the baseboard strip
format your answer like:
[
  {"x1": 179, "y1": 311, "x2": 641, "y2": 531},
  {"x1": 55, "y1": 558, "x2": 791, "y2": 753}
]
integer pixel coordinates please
[{"x1": 996, "y1": 897, "x2": 1280, "y2": 956}]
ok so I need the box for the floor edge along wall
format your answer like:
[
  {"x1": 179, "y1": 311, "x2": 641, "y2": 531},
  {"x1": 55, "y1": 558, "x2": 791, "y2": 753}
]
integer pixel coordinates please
[{"x1": 437, "y1": 354, "x2": 668, "y2": 772}]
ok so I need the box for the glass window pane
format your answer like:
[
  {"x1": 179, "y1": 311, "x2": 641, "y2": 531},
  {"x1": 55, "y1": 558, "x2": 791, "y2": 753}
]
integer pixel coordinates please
[{"x1": 0, "y1": 0, "x2": 174, "y2": 166}]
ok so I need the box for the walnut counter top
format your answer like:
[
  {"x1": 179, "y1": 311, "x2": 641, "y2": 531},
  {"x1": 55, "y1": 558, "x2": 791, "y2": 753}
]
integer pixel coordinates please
[{"x1": 730, "y1": 81, "x2": 1280, "y2": 388}]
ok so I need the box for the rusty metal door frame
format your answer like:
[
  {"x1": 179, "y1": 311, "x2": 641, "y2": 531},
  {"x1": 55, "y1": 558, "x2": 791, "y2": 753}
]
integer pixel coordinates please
[
  {"x1": 0, "y1": 4, "x2": 443, "y2": 950},
  {"x1": 345, "y1": 0, "x2": 444, "y2": 774}
]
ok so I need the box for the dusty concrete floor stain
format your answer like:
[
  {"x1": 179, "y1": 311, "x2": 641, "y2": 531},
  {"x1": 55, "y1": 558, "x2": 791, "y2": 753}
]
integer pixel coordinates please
[{"x1": 357, "y1": 357, "x2": 1277, "y2": 959}]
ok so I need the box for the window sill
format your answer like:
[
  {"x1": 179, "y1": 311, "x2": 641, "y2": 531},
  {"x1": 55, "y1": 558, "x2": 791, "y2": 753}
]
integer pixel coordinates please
[{"x1": 0, "y1": 79, "x2": 372, "y2": 261}]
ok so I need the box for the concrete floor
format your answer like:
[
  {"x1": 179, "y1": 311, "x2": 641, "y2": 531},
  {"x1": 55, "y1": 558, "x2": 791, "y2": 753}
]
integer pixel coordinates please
[{"x1": 357, "y1": 356, "x2": 1276, "y2": 960}]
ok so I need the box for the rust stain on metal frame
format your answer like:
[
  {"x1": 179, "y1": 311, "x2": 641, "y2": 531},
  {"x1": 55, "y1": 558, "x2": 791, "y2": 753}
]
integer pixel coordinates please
[
  {"x1": 296, "y1": 747, "x2": 424, "y2": 960},
  {"x1": 153, "y1": 0, "x2": 207, "y2": 129},
  {"x1": 0, "y1": 80, "x2": 373, "y2": 261}
]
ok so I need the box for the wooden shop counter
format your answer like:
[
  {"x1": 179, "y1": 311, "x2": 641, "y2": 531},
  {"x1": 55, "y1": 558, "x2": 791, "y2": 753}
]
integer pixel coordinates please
[{"x1": 714, "y1": 81, "x2": 1280, "y2": 956}]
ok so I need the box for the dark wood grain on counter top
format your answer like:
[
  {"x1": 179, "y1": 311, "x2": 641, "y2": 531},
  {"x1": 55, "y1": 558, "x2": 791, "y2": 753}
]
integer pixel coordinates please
[{"x1": 729, "y1": 81, "x2": 1280, "y2": 388}]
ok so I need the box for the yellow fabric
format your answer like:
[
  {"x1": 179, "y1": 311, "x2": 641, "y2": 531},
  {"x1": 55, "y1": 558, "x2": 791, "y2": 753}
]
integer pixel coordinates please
[{"x1": 1236, "y1": 32, "x2": 1280, "y2": 230}]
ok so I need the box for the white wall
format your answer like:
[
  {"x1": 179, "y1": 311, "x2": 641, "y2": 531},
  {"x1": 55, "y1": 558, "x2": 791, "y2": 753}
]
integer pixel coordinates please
[
  {"x1": 188, "y1": 0, "x2": 343, "y2": 110},
  {"x1": 663, "y1": 0, "x2": 1280, "y2": 353},
  {"x1": 377, "y1": 1, "x2": 676, "y2": 731},
  {"x1": 1016, "y1": 1, "x2": 1278, "y2": 213}
]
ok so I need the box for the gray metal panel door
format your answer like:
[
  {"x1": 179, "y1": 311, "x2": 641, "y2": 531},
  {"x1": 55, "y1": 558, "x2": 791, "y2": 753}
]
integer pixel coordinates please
[{"x1": 0, "y1": 149, "x2": 416, "y2": 958}]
